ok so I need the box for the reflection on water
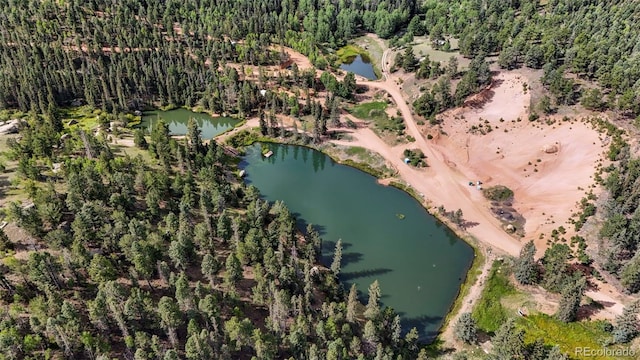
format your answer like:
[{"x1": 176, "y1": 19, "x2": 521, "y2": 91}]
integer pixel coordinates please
[
  {"x1": 241, "y1": 143, "x2": 474, "y2": 341},
  {"x1": 340, "y1": 55, "x2": 378, "y2": 80},
  {"x1": 141, "y1": 108, "x2": 239, "y2": 139}
]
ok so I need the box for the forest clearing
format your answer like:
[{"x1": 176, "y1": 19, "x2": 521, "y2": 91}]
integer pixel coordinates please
[{"x1": 1, "y1": 1, "x2": 640, "y2": 359}]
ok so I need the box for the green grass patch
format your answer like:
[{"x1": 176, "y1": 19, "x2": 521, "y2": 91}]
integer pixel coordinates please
[
  {"x1": 376, "y1": 116, "x2": 404, "y2": 135},
  {"x1": 225, "y1": 129, "x2": 273, "y2": 150},
  {"x1": 60, "y1": 106, "x2": 103, "y2": 130},
  {"x1": 439, "y1": 242, "x2": 484, "y2": 338},
  {"x1": 349, "y1": 101, "x2": 388, "y2": 121},
  {"x1": 349, "y1": 102, "x2": 408, "y2": 138},
  {"x1": 344, "y1": 146, "x2": 368, "y2": 157},
  {"x1": 472, "y1": 260, "x2": 518, "y2": 333},
  {"x1": 349, "y1": 101, "x2": 405, "y2": 136},
  {"x1": 388, "y1": 181, "x2": 422, "y2": 200},
  {"x1": 517, "y1": 314, "x2": 620, "y2": 360},
  {"x1": 341, "y1": 159, "x2": 384, "y2": 178},
  {"x1": 336, "y1": 44, "x2": 370, "y2": 64},
  {"x1": 111, "y1": 143, "x2": 155, "y2": 164},
  {"x1": 325, "y1": 145, "x2": 394, "y2": 179},
  {"x1": 470, "y1": 261, "x2": 626, "y2": 359}
]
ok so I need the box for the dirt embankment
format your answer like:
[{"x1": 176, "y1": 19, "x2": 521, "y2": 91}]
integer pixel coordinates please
[
  {"x1": 98, "y1": 42, "x2": 631, "y2": 329},
  {"x1": 318, "y1": 36, "x2": 633, "y2": 331},
  {"x1": 434, "y1": 72, "x2": 606, "y2": 255}
]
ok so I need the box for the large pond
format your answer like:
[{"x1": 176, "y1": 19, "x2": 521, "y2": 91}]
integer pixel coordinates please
[
  {"x1": 240, "y1": 144, "x2": 474, "y2": 340},
  {"x1": 141, "y1": 109, "x2": 239, "y2": 139},
  {"x1": 340, "y1": 54, "x2": 378, "y2": 80}
]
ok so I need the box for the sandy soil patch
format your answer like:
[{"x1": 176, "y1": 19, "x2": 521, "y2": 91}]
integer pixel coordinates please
[
  {"x1": 336, "y1": 58, "x2": 630, "y2": 325},
  {"x1": 347, "y1": 73, "x2": 523, "y2": 257},
  {"x1": 435, "y1": 71, "x2": 606, "y2": 255}
]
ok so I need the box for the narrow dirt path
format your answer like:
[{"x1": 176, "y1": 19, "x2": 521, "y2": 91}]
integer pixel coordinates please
[
  {"x1": 440, "y1": 251, "x2": 495, "y2": 346},
  {"x1": 216, "y1": 44, "x2": 631, "y2": 325},
  {"x1": 353, "y1": 76, "x2": 522, "y2": 257}
]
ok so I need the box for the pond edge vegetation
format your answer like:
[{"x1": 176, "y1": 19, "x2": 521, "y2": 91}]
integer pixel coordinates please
[
  {"x1": 336, "y1": 44, "x2": 383, "y2": 80},
  {"x1": 226, "y1": 127, "x2": 483, "y2": 346}
]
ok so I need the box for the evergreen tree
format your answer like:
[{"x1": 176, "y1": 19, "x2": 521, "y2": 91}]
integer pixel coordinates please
[
  {"x1": 342, "y1": 72, "x2": 357, "y2": 99},
  {"x1": 363, "y1": 319, "x2": 378, "y2": 345},
  {"x1": 454, "y1": 313, "x2": 477, "y2": 344},
  {"x1": 556, "y1": 276, "x2": 586, "y2": 323},
  {"x1": 542, "y1": 243, "x2": 571, "y2": 293},
  {"x1": 364, "y1": 280, "x2": 381, "y2": 320},
  {"x1": 259, "y1": 111, "x2": 268, "y2": 136},
  {"x1": 581, "y1": 88, "x2": 606, "y2": 111},
  {"x1": 390, "y1": 314, "x2": 402, "y2": 346},
  {"x1": 187, "y1": 118, "x2": 202, "y2": 154},
  {"x1": 174, "y1": 272, "x2": 193, "y2": 311},
  {"x1": 133, "y1": 129, "x2": 148, "y2": 149},
  {"x1": 224, "y1": 253, "x2": 243, "y2": 291},
  {"x1": 346, "y1": 284, "x2": 358, "y2": 323},
  {"x1": 620, "y1": 252, "x2": 640, "y2": 293},
  {"x1": 158, "y1": 297, "x2": 183, "y2": 347},
  {"x1": 163, "y1": 349, "x2": 179, "y2": 360},
  {"x1": 330, "y1": 239, "x2": 343, "y2": 275},
  {"x1": 498, "y1": 46, "x2": 519, "y2": 70},
  {"x1": 446, "y1": 56, "x2": 459, "y2": 78},
  {"x1": 329, "y1": 98, "x2": 341, "y2": 127},
  {"x1": 201, "y1": 253, "x2": 221, "y2": 288},
  {"x1": 491, "y1": 319, "x2": 526, "y2": 360},
  {"x1": 88, "y1": 255, "x2": 117, "y2": 284},
  {"x1": 402, "y1": 46, "x2": 417, "y2": 72},
  {"x1": 515, "y1": 240, "x2": 538, "y2": 285},
  {"x1": 612, "y1": 299, "x2": 640, "y2": 343}
]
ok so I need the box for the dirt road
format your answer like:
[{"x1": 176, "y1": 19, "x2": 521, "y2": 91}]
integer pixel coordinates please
[
  {"x1": 353, "y1": 74, "x2": 523, "y2": 257},
  {"x1": 223, "y1": 45, "x2": 631, "y2": 324}
]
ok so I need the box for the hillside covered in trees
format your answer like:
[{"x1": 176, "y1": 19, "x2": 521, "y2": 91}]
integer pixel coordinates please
[
  {"x1": 0, "y1": 117, "x2": 431, "y2": 359},
  {"x1": 2, "y1": 0, "x2": 640, "y2": 358},
  {"x1": 0, "y1": 0, "x2": 416, "y2": 113},
  {"x1": 2, "y1": 0, "x2": 640, "y2": 117},
  {"x1": 417, "y1": 0, "x2": 640, "y2": 117}
]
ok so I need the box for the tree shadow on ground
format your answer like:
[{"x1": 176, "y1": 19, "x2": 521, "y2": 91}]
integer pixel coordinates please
[{"x1": 576, "y1": 300, "x2": 612, "y2": 321}]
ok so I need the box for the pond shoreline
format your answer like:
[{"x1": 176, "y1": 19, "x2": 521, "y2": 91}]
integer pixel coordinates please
[
  {"x1": 337, "y1": 44, "x2": 382, "y2": 80},
  {"x1": 226, "y1": 131, "x2": 483, "y2": 344},
  {"x1": 141, "y1": 107, "x2": 240, "y2": 139}
]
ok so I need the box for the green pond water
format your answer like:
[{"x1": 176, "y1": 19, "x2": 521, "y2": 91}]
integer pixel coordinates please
[
  {"x1": 240, "y1": 144, "x2": 474, "y2": 340},
  {"x1": 141, "y1": 109, "x2": 239, "y2": 139},
  {"x1": 340, "y1": 54, "x2": 378, "y2": 80}
]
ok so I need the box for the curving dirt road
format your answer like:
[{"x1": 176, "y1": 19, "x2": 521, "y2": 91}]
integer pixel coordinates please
[
  {"x1": 237, "y1": 45, "x2": 631, "y2": 326},
  {"x1": 343, "y1": 48, "x2": 631, "y2": 329},
  {"x1": 352, "y1": 59, "x2": 522, "y2": 257}
]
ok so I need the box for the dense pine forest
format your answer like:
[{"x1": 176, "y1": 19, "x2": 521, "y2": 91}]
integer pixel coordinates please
[
  {"x1": 2, "y1": 0, "x2": 640, "y2": 359},
  {"x1": 2, "y1": 0, "x2": 640, "y2": 116},
  {"x1": 0, "y1": 0, "x2": 416, "y2": 113},
  {"x1": 0, "y1": 117, "x2": 430, "y2": 359}
]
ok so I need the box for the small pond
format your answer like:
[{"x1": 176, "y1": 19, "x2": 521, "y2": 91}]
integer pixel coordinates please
[
  {"x1": 141, "y1": 108, "x2": 239, "y2": 139},
  {"x1": 340, "y1": 54, "x2": 378, "y2": 80}
]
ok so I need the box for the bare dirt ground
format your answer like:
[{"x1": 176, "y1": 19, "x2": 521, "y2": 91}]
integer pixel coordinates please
[
  {"x1": 304, "y1": 36, "x2": 635, "y2": 332},
  {"x1": 340, "y1": 73, "x2": 524, "y2": 257},
  {"x1": 435, "y1": 71, "x2": 606, "y2": 255}
]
